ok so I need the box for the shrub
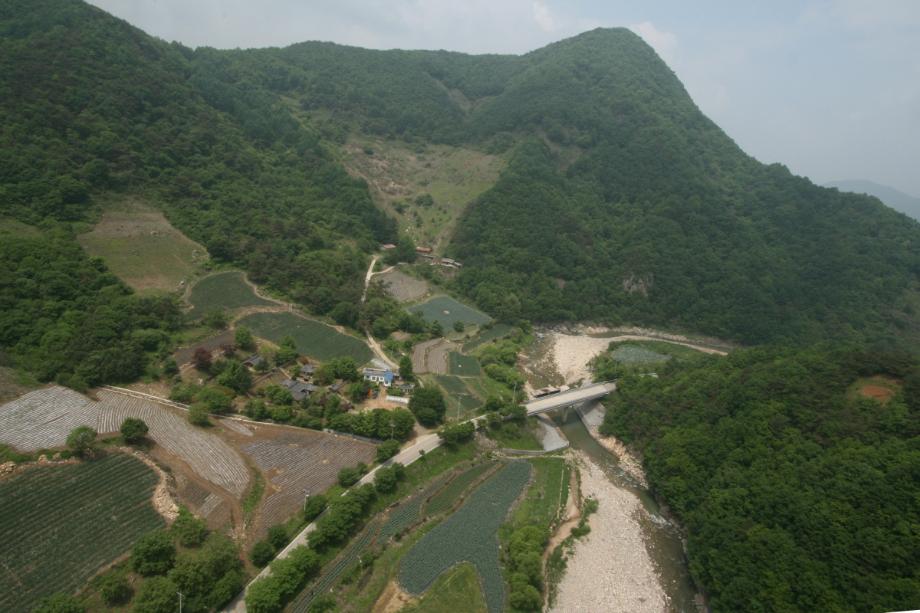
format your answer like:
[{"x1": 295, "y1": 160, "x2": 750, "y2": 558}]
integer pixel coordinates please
[
  {"x1": 408, "y1": 387, "x2": 446, "y2": 426},
  {"x1": 374, "y1": 463, "x2": 406, "y2": 494},
  {"x1": 302, "y1": 494, "x2": 327, "y2": 522},
  {"x1": 131, "y1": 531, "x2": 176, "y2": 576},
  {"x1": 32, "y1": 593, "x2": 84, "y2": 613},
  {"x1": 376, "y1": 439, "x2": 401, "y2": 462},
  {"x1": 132, "y1": 576, "x2": 178, "y2": 613},
  {"x1": 438, "y1": 421, "x2": 475, "y2": 447},
  {"x1": 267, "y1": 525, "x2": 289, "y2": 550},
  {"x1": 188, "y1": 403, "x2": 210, "y2": 426},
  {"x1": 195, "y1": 386, "x2": 232, "y2": 413},
  {"x1": 338, "y1": 466, "x2": 361, "y2": 487},
  {"x1": 235, "y1": 326, "x2": 256, "y2": 351},
  {"x1": 96, "y1": 572, "x2": 132, "y2": 606},
  {"x1": 251, "y1": 540, "x2": 275, "y2": 568},
  {"x1": 171, "y1": 507, "x2": 207, "y2": 547},
  {"x1": 66, "y1": 425, "x2": 97, "y2": 458},
  {"x1": 120, "y1": 417, "x2": 149, "y2": 444}
]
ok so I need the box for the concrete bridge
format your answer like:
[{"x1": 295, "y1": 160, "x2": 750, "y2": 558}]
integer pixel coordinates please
[{"x1": 525, "y1": 381, "x2": 617, "y2": 416}]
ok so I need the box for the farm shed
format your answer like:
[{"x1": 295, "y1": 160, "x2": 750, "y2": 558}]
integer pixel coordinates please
[{"x1": 363, "y1": 367, "x2": 394, "y2": 387}]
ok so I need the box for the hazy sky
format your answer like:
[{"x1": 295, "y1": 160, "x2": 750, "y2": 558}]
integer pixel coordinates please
[{"x1": 88, "y1": 0, "x2": 920, "y2": 196}]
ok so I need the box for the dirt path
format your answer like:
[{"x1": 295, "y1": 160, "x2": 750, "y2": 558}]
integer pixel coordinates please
[
  {"x1": 362, "y1": 255, "x2": 398, "y2": 369},
  {"x1": 550, "y1": 450, "x2": 667, "y2": 613}
]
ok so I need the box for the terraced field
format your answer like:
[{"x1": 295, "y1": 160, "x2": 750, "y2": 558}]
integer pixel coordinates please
[
  {"x1": 0, "y1": 454, "x2": 163, "y2": 612},
  {"x1": 243, "y1": 430, "x2": 375, "y2": 538},
  {"x1": 187, "y1": 271, "x2": 273, "y2": 317},
  {"x1": 0, "y1": 387, "x2": 250, "y2": 496},
  {"x1": 399, "y1": 461, "x2": 532, "y2": 613},
  {"x1": 448, "y1": 351, "x2": 481, "y2": 376},
  {"x1": 240, "y1": 311, "x2": 373, "y2": 363},
  {"x1": 408, "y1": 296, "x2": 491, "y2": 329},
  {"x1": 424, "y1": 462, "x2": 496, "y2": 517},
  {"x1": 432, "y1": 374, "x2": 482, "y2": 420},
  {"x1": 462, "y1": 323, "x2": 512, "y2": 351}
]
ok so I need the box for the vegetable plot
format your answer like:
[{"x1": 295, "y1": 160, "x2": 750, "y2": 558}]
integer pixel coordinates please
[
  {"x1": 398, "y1": 461, "x2": 531, "y2": 612},
  {"x1": 0, "y1": 454, "x2": 163, "y2": 612}
]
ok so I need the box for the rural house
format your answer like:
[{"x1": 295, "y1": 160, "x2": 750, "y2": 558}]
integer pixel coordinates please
[
  {"x1": 362, "y1": 367, "x2": 394, "y2": 387},
  {"x1": 243, "y1": 355, "x2": 264, "y2": 369},
  {"x1": 281, "y1": 379, "x2": 318, "y2": 401}
]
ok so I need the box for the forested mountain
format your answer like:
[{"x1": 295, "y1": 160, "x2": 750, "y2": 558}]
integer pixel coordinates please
[
  {"x1": 826, "y1": 180, "x2": 920, "y2": 223},
  {"x1": 0, "y1": 0, "x2": 394, "y2": 311},
  {"x1": 600, "y1": 347, "x2": 920, "y2": 612},
  {"x1": 3, "y1": 0, "x2": 920, "y2": 379},
  {"x1": 156, "y1": 24, "x2": 920, "y2": 346}
]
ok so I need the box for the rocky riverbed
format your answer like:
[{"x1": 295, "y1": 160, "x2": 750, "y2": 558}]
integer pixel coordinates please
[{"x1": 550, "y1": 450, "x2": 668, "y2": 613}]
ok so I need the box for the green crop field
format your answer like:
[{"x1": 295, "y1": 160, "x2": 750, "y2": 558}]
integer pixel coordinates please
[
  {"x1": 408, "y1": 296, "x2": 491, "y2": 329},
  {"x1": 462, "y1": 323, "x2": 512, "y2": 351},
  {"x1": 432, "y1": 374, "x2": 482, "y2": 420},
  {"x1": 448, "y1": 352, "x2": 481, "y2": 376},
  {"x1": 399, "y1": 461, "x2": 531, "y2": 613},
  {"x1": 506, "y1": 458, "x2": 568, "y2": 528},
  {"x1": 240, "y1": 311, "x2": 373, "y2": 363},
  {"x1": 0, "y1": 454, "x2": 164, "y2": 612},
  {"x1": 188, "y1": 271, "x2": 273, "y2": 317},
  {"x1": 425, "y1": 462, "x2": 496, "y2": 517}
]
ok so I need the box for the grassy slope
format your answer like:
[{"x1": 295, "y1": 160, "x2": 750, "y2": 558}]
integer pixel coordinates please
[
  {"x1": 402, "y1": 563, "x2": 488, "y2": 613},
  {"x1": 77, "y1": 199, "x2": 208, "y2": 293},
  {"x1": 340, "y1": 137, "x2": 505, "y2": 252}
]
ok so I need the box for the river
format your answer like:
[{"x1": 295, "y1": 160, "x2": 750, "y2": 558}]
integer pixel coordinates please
[{"x1": 554, "y1": 409, "x2": 700, "y2": 612}]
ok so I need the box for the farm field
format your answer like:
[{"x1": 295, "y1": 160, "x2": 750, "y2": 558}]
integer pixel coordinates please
[
  {"x1": 408, "y1": 295, "x2": 491, "y2": 329},
  {"x1": 462, "y1": 323, "x2": 513, "y2": 351},
  {"x1": 431, "y1": 374, "x2": 482, "y2": 420},
  {"x1": 187, "y1": 271, "x2": 274, "y2": 317},
  {"x1": 378, "y1": 269, "x2": 430, "y2": 302},
  {"x1": 401, "y1": 563, "x2": 487, "y2": 613},
  {"x1": 0, "y1": 386, "x2": 250, "y2": 496},
  {"x1": 398, "y1": 461, "x2": 532, "y2": 613},
  {"x1": 290, "y1": 464, "x2": 461, "y2": 612},
  {"x1": 505, "y1": 457, "x2": 569, "y2": 529},
  {"x1": 424, "y1": 462, "x2": 496, "y2": 517},
  {"x1": 77, "y1": 201, "x2": 207, "y2": 293},
  {"x1": 412, "y1": 338, "x2": 453, "y2": 374},
  {"x1": 0, "y1": 453, "x2": 163, "y2": 612},
  {"x1": 243, "y1": 430, "x2": 376, "y2": 540},
  {"x1": 448, "y1": 351, "x2": 481, "y2": 376},
  {"x1": 240, "y1": 311, "x2": 373, "y2": 363}
]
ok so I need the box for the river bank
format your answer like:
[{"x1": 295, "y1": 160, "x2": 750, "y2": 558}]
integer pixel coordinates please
[{"x1": 576, "y1": 402, "x2": 648, "y2": 488}]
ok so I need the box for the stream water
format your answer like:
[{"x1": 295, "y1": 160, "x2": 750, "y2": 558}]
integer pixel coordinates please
[{"x1": 554, "y1": 410, "x2": 700, "y2": 612}]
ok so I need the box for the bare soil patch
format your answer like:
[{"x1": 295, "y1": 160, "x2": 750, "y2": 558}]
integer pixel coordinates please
[
  {"x1": 377, "y1": 269, "x2": 431, "y2": 302},
  {"x1": 412, "y1": 338, "x2": 455, "y2": 374},
  {"x1": 373, "y1": 580, "x2": 415, "y2": 613}
]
